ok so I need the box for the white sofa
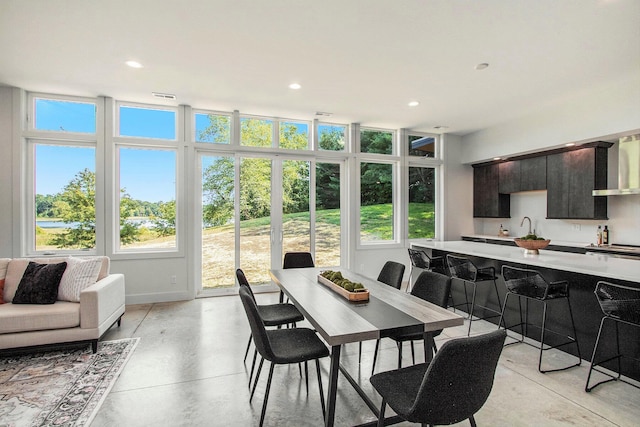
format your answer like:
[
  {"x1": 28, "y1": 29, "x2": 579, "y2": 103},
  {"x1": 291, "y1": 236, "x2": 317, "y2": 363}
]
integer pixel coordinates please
[{"x1": 0, "y1": 256, "x2": 125, "y2": 353}]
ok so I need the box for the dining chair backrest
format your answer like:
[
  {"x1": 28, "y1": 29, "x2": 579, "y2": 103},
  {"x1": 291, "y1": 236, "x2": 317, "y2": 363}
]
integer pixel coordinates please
[
  {"x1": 377, "y1": 261, "x2": 405, "y2": 290},
  {"x1": 445, "y1": 254, "x2": 478, "y2": 282},
  {"x1": 239, "y1": 286, "x2": 276, "y2": 361},
  {"x1": 283, "y1": 252, "x2": 315, "y2": 269},
  {"x1": 409, "y1": 329, "x2": 506, "y2": 424},
  {"x1": 411, "y1": 270, "x2": 451, "y2": 308},
  {"x1": 236, "y1": 268, "x2": 257, "y2": 302}
]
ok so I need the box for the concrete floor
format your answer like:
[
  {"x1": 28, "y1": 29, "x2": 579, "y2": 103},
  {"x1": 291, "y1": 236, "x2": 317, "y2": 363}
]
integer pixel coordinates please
[{"x1": 94, "y1": 292, "x2": 640, "y2": 427}]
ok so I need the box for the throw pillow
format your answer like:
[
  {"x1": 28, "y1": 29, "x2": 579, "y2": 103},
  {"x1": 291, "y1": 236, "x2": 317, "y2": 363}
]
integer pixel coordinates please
[
  {"x1": 58, "y1": 257, "x2": 103, "y2": 302},
  {"x1": 0, "y1": 278, "x2": 5, "y2": 304},
  {"x1": 12, "y1": 261, "x2": 67, "y2": 305}
]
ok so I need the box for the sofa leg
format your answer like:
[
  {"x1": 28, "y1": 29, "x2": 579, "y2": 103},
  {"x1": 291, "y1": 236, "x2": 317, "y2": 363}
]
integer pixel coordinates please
[
  {"x1": 117, "y1": 315, "x2": 123, "y2": 327},
  {"x1": 91, "y1": 340, "x2": 98, "y2": 353}
]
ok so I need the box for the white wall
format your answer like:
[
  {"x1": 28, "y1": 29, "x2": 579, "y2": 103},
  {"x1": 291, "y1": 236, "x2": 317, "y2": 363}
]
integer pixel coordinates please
[
  {"x1": 0, "y1": 87, "x2": 15, "y2": 257},
  {"x1": 442, "y1": 134, "x2": 474, "y2": 240}
]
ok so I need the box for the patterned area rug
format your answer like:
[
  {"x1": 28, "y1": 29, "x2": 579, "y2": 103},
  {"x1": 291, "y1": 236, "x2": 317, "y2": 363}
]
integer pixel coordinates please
[{"x1": 0, "y1": 338, "x2": 139, "y2": 427}]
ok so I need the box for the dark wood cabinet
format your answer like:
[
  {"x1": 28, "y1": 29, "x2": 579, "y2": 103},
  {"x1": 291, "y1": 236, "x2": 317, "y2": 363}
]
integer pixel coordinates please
[
  {"x1": 498, "y1": 161, "x2": 520, "y2": 193},
  {"x1": 473, "y1": 164, "x2": 510, "y2": 218},
  {"x1": 546, "y1": 147, "x2": 608, "y2": 219},
  {"x1": 499, "y1": 157, "x2": 546, "y2": 193},
  {"x1": 520, "y1": 157, "x2": 547, "y2": 191}
]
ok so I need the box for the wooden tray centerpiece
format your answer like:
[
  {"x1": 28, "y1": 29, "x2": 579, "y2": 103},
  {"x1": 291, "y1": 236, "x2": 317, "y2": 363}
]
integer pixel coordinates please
[
  {"x1": 318, "y1": 270, "x2": 370, "y2": 302},
  {"x1": 515, "y1": 234, "x2": 551, "y2": 254}
]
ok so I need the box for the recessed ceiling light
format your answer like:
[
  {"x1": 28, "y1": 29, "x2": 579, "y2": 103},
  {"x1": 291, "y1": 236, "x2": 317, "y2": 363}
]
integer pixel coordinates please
[
  {"x1": 288, "y1": 83, "x2": 301, "y2": 90},
  {"x1": 565, "y1": 143, "x2": 576, "y2": 147},
  {"x1": 475, "y1": 63, "x2": 489, "y2": 70},
  {"x1": 408, "y1": 101, "x2": 420, "y2": 107},
  {"x1": 493, "y1": 157, "x2": 502, "y2": 161},
  {"x1": 125, "y1": 60, "x2": 143, "y2": 68}
]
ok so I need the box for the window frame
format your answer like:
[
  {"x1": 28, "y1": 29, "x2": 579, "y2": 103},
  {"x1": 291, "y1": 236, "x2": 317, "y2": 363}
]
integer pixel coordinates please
[
  {"x1": 115, "y1": 101, "x2": 179, "y2": 142},
  {"x1": 358, "y1": 126, "x2": 397, "y2": 156},
  {"x1": 193, "y1": 109, "x2": 233, "y2": 145}
]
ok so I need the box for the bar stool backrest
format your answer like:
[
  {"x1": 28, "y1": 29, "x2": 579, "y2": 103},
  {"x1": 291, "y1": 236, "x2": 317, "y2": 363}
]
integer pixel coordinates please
[
  {"x1": 501, "y1": 265, "x2": 549, "y2": 300},
  {"x1": 446, "y1": 255, "x2": 478, "y2": 282},
  {"x1": 408, "y1": 249, "x2": 432, "y2": 270},
  {"x1": 595, "y1": 281, "x2": 640, "y2": 325}
]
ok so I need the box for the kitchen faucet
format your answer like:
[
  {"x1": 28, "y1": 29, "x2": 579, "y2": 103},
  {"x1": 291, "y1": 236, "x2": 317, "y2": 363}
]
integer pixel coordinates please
[{"x1": 521, "y1": 216, "x2": 532, "y2": 235}]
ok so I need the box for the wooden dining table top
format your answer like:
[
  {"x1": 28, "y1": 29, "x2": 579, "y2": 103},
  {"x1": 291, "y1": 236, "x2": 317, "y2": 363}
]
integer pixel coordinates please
[{"x1": 269, "y1": 267, "x2": 464, "y2": 347}]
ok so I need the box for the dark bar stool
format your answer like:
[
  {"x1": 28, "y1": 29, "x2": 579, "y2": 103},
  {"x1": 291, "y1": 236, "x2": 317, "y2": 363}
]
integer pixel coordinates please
[
  {"x1": 446, "y1": 254, "x2": 502, "y2": 336},
  {"x1": 406, "y1": 248, "x2": 444, "y2": 293},
  {"x1": 585, "y1": 281, "x2": 640, "y2": 392},
  {"x1": 500, "y1": 265, "x2": 581, "y2": 373}
]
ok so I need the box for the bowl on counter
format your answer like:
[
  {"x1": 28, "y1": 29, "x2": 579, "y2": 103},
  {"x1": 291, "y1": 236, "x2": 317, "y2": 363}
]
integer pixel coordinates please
[{"x1": 514, "y1": 238, "x2": 551, "y2": 254}]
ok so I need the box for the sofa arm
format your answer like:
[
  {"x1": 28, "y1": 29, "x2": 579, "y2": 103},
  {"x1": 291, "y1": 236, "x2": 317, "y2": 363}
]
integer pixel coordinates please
[{"x1": 79, "y1": 273, "x2": 125, "y2": 329}]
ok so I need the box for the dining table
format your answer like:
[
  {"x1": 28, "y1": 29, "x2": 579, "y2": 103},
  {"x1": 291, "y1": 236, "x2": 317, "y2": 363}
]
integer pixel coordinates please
[{"x1": 269, "y1": 267, "x2": 464, "y2": 427}]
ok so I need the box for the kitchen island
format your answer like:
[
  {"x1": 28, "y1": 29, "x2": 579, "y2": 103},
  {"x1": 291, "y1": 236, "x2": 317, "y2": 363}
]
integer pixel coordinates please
[{"x1": 412, "y1": 240, "x2": 640, "y2": 381}]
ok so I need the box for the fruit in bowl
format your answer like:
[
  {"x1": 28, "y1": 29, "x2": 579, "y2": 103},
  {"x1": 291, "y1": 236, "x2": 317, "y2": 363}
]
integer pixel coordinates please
[{"x1": 514, "y1": 234, "x2": 550, "y2": 254}]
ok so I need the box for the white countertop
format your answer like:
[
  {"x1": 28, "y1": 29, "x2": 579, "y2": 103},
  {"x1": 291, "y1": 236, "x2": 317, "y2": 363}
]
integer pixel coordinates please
[
  {"x1": 461, "y1": 234, "x2": 592, "y2": 248},
  {"x1": 412, "y1": 240, "x2": 640, "y2": 283}
]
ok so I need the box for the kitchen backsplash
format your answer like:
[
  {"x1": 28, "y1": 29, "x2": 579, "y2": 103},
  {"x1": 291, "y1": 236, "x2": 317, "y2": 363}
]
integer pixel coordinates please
[{"x1": 475, "y1": 191, "x2": 640, "y2": 246}]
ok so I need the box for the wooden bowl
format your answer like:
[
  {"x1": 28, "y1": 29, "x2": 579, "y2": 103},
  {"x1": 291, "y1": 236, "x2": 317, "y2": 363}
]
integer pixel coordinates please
[{"x1": 515, "y1": 238, "x2": 550, "y2": 254}]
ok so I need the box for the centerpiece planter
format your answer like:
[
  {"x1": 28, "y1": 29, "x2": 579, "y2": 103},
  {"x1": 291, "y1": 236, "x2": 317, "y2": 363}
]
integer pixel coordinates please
[{"x1": 318, "y1": 272, "x2": 369, "y2": 302}]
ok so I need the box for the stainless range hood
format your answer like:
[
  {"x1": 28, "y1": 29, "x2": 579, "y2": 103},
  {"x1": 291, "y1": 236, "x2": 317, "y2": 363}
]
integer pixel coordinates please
[{"x1": 593, "y1": 134, "x2": 640, "y2": 196}]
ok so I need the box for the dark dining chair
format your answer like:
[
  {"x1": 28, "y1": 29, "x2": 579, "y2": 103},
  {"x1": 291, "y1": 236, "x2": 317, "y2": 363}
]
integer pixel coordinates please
[
  {"x1": 283, "y1": 251, "x2": 315, "y2": 269},
  {"x1": 281, "y1": 251, "x2": 315, "y2": 302},
  {"x1": 236, "y1": 269, "x2": 304, "y2": 386},
  {"x1": 362, "y1": 260, "x2": 406, "y2": 368},
  {"x1": 371, "y1": 270, "x2": 452, "y2": 373},
  {"x1": 377, "y1": 260, "x2": 405, "y2": 290},
  {"x1": 370, "y1": 329, "x2": 506, "y2": 427},
  {"x1": 239, "y1": 286, "x2": 329, "y2": 426}
]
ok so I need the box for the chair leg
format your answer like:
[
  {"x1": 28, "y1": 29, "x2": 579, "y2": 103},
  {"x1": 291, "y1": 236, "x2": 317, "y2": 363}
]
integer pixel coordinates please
[
  {"x1": 315, "y1": 359, "x2": 326, "y2": 421},
  {"x1": 249, "y1": 348, "x2": 258, "y2": 387},
  {"x1": 244, "y1": 334, "x2": 252, "y2": 362},
  {"x1": 359, "y1": 342, "x2": 362, "y2": 363},
  {"x1": 377, "y1": 399, "x2": 387, "y2": 427},
  {"x1": 372, "y1": 339, "x2": 381, "y2": 376},
  {"x1": 410, "y1": 341, "x2": 415, "y2": 365},
  {"x1": 467, "y1": 282, "x2": 479, "y2": 336},
  {"x1": 566, "y1": 297, "x2": 582, "y2": 361},
  {"x1": 538, "y1": 302, "x2": 548, "y2": 373},
  {"x1": 585, "y1": 316, "x2": 607, "y2": 392},
  {"x1": 397, "y1": 342, "x2": 403, "y2": 369},
  {"x1": 250, "y1": 357, "x2": 265, "y2": 402},
  {"x1": 469, "y1": 414, "x2": 477, "y2": 427},
  {"x1": 259, "y1": 363, "x2": 275, "y2": 427},
  {"x1": 305, "y1": 360, "x2": 309, "y2": 394},
  {"x1": 492, "y1": 279, "x2": 502, "y2": 313}
]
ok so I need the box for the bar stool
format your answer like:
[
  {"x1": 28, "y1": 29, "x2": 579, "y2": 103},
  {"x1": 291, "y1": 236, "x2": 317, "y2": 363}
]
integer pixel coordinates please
[
  {"x1": 585, "y1": 281, "x2": 640, "y2": 392},
  {"x1": 446, "y1": 254, "x2": 502, "y2": 336},
  {"x1": 500, "y1": 265, "x2": 581, "y2": 373},
  {"x1": 406, "y1": 248, "x2": 444, "y2": 293}
]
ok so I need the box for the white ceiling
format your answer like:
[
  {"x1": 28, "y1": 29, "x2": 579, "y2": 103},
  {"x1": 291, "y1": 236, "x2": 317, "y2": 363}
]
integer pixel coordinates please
[{"x1": 1, "y1": 0, "x2": 638, "y2": 135}]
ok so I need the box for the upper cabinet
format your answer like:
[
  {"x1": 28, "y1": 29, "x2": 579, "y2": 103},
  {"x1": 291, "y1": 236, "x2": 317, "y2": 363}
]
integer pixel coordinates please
[
  {"x1": 498, "y1": 157, "x2": 547, "y2": 193},
  {"x1": 474, "y1": 142, "x2": 610, "y2": 220},
  {"x1": 473, "y1": 163, "x2": 510, "y2": 218},
  {"x1": 546, "y1": 146, "x2": 609, "y2": 219}
]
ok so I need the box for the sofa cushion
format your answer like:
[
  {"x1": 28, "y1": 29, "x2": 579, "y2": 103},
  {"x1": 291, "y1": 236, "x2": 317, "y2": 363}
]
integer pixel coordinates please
[
  {"x1": 4, "y1": 258, "x2": 61, "y2": 302},
  {"x1": 58, "y1": 257, "x2": 103, "y2": 302},
  {"x1": 13, "y1": 262, "x2": 67, "y2": 305},
  {"x1": 0, "y1": 301, "x2": 80, "y2": 334}
]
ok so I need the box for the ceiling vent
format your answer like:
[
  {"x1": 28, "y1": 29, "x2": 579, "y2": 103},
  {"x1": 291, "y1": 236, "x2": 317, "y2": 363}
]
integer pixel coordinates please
[
  {"x1": 315, "y1": 111, "x2": 332, "y2": 117},
  {"x1": 152, "y1": 92, "x2": 176, "y2": 100}
]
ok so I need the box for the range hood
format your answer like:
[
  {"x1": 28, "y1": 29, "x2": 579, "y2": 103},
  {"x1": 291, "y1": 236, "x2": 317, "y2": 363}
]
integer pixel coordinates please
[{"x1": 593, "y1": 134, "x2": 640, "y2": 196}]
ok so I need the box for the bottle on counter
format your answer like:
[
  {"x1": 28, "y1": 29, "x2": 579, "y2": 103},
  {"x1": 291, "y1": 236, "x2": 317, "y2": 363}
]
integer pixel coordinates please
[
  {"x1": 603, "y1": 225, "x2": 609, "y2": 245},
  {"x1": 499, "y1": 224, "x2": 504, "y2": 236},
  {"x1": 597, "y1": 225, "x2": 603, "y2": 246}
]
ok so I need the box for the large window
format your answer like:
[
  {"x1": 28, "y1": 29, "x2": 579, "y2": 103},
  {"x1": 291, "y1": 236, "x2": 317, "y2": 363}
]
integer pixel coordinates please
[
  {"x1": 408, "y1": 166, "x2": 436, "y2": 238},
  {"x1": 26, "y1": 94, "x2": 98, "y2": 255},
  {"x1": 318, "y1": 123, "x2": 346, "y2": 151},
  {"x1": 33, "y1": 143, "x2": 97, "y2": 252},
  {"x1": 360, "y1": 128, "x2": 394, "y2": 155},
  {"x1": 117, "y1": 147, "x2": 177, "y2": 250},
  {"x1": 118, "y1": 105, "x2": 177, "y2": 140},
  {"x1": 359, "y1": 161, "x2": 395, "y2": 242},
  {"x1": 408, "y1": 133, "x2": 437, "y2": 158},
  {"x1": 195, "y1": 112, "x2": 231, "y2": 144},
  {"x1": 240, "y1": 117, "x2": 273, "y2": 147}
]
